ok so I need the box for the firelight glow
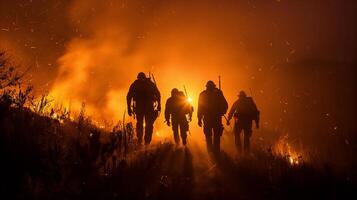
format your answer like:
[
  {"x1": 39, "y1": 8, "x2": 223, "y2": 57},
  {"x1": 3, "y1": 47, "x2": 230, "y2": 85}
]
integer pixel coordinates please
[{"x1": 187, "y1": 97, "x2": 193, "y2": 104}]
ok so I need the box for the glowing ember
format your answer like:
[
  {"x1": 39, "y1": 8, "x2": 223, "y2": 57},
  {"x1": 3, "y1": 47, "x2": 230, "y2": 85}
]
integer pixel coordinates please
[
  {"x1": 289, "y1": 157, "x2": 294, "y2": 165},
  {"x1": 274, "y1": 134, "x2": 303, "y2": 166},
  {"x1": 289, "y1": 156, "x2": 299, "y2": 165}
]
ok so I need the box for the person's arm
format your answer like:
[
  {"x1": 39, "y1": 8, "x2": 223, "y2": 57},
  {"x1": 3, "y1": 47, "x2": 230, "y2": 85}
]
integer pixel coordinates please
[
  {"x1": 188, "y1": 106, "x2": 193, "y2": 121},
  {"x1": 197, "y1": 92, "x2": 204, "y2": 126},
  {"x1": 227, "y1": 101, "x2": 238, "y2": 121},
  {"x1": 126, "y1": 83, "x2": 135, "y2": 116},
  {"x1": 255, "y1": 111, "x2": 260, "y2": 129},
  {"x1": 164, "y1": 99, "x2": 171, "y2": 126},
  {"x1": 217, "y1": 89, "x2": 228, "y2": 115},
  {"x1": 221, "y1": 92, "x2": 228, "y2": 115},
  {"x1": 252, "y1": 100, "x2": 260, "y2": 128},
  {"x1": 154, "y1": 84, "x2": 161, "y2": 111}
]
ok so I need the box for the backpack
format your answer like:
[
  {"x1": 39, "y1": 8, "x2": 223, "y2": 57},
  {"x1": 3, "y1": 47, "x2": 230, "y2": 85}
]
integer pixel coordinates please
[
  {"x1": 236, "y1": 97, "x2": 259, "y2": 120},
  {"x1": 132, "y1": 79, "x2": 159, "y2": 102}
]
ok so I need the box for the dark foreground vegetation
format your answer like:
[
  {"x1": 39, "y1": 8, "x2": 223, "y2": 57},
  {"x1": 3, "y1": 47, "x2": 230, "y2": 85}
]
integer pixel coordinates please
[{"x1": 1, "y1": 103, "x2": 356, "y2": 200}]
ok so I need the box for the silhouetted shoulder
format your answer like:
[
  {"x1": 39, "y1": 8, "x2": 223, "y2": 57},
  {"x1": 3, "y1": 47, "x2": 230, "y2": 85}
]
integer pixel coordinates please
[
  {"x1": 129, "y1": 79, "x2": 141, "y2": 88},
  {"x1": 166, "y1": 96, "x2": 174, "y2": 104},
  {"x1": 136, "y1": 79, "x2": 143, "y2": 84},
  {"x1": 144, "y1": 78, "x2": 154, "y2": 85},
  {"x1": 198, "y1": 90, "x2": 207, "y2": 98},
  {"x1": 246, "y1": 97, "x2": 257, "y2": 106},
  {"x1": 214, "y1": 88, "x2": 224, "y2": 95},
  {"x1": 200, "y1": 90, "x2": 207, "y2": 95}
]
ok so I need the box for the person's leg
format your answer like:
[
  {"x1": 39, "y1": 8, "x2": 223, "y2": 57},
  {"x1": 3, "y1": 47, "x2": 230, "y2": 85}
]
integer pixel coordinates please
[
  {"x1": 234, "y1": 124, "x2": 243, "y2": 155},
  {"x1": 213, "y1": 124, "x2": 223, "y2": 153},
  {"x1": 172, "y1": 119, "x2": 180, "y2": 145},
  {"x1": 136, "y1": 113, "x2": 144, "y2": 144},
  {"x1": 243, "y1": 121, "x2": 253, "y2": 154},
  {"x1": 144, "y1": 113, "x2": 155, "y2": 145},
  {"x1": 204, "y1": 124, "x2": 213, "y2": 153},
  {"x1": 180, "y1": 120, "x2": 189, "y2": 146}
]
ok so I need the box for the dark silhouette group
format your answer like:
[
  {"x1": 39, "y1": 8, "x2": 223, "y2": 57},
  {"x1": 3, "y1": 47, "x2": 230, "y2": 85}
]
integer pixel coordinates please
[{"x1": 127, "y1": 72, "x2": 260, "y2": 155}]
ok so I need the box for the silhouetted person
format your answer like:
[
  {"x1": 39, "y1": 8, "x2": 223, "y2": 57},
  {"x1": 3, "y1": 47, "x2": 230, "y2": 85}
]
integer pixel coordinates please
[
  {"x1": 165, "y1": 88, "x2": 193, "y2": 145},
  {"x1": 227, "y1": 91, "x2": 260, "y2": 154},
  {"x1": 127, "y1": 72, "x2": 161, "y2": 145},
  {"x1": 198, "y1": 81, "x2": 228, "y2": 153}
]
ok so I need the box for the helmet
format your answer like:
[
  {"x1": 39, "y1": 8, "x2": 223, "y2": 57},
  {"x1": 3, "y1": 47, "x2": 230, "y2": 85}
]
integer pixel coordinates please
[
  {"x1": 206, "y1": 80, "x2": 216, "y2": 89},
  {"x1": 137, "y1": 72, "x2": 146, "y2": 80},
  {"x1": 239, "y1": 90, "x2": 247, "y2": 97},
  {"x1": 171, "y1": 88, "x2": 179, "y2": 96}
]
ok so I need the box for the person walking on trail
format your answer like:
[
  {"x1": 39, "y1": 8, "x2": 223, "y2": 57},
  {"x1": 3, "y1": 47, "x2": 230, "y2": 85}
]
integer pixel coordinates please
[
  {"x1": 197, "y1": 81, "x2": 228, "y2": 153},
  {"x1": 165, "y1": 88, "x2": 193, "y2": 146},
  {"x1": 127, "y1": 72, "x2": 161, "y2": 145},
  {"x1": 227, "y1": 91, "x2": 260, "y2": 154}
]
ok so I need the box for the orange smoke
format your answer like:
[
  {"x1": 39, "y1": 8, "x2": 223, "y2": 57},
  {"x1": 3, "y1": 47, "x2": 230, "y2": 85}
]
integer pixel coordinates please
[{"x1": 48, "y1": 0, "x2": 254, "y2": 126}]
